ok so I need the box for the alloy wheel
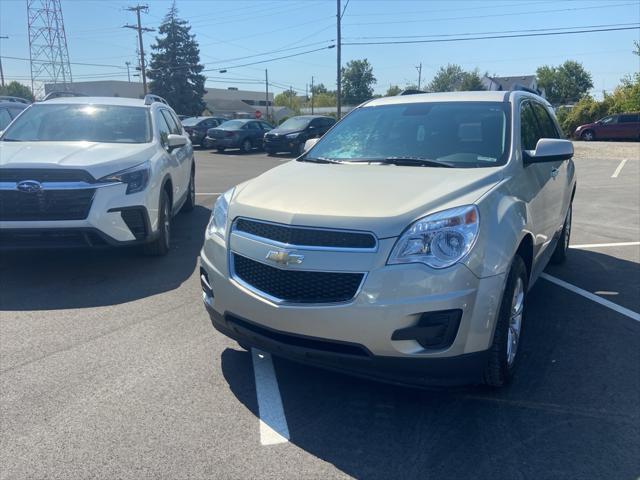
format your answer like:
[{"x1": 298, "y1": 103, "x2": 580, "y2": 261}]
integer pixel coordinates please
[{"x1": 507, "y1": 277, "x2": 524, "y2": 367}]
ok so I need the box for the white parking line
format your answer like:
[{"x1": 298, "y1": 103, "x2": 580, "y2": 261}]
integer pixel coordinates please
[
  {"x1": 570, "y1": 241, "x2": 640, "y2": 249},
  {"x1": 251, "y1": 349, "x2": 290, "y2": 445},
  {"x1": 195, "y1": 192, "x2": 221, "y2": 196},
  {"x1": 540, "y1": 273, "x2": 640, "y2": 322},
  {"x1": 611, "y1": 158, "x2": 628, "y2": 178}
]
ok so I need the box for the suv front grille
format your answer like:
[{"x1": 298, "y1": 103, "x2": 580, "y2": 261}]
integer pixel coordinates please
[
  {"x1": 232, "y1": 253, "x2": 364, "y2": 304},
  {"x1": 235, "y1": 218, "x2": 376, "y2": 249},
  {"x1": 0, "y1": 169, "x2": 95, "y2": 183},
  {"x1": 0, "y1": 189, "x2": 95, "y2": 221}
]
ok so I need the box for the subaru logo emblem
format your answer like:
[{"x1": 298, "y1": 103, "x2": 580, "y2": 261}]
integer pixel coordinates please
[
  {"x1": 16, "y1": 180, "x2": 43, "y2": 194},
  {"x1": 266, "y1": 250, "x2": 304, "y2": 266}
]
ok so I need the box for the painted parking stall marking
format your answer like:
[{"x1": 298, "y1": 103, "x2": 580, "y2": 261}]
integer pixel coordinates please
[
  {"x1": 251, "y1": 349, "x2": 290, "y2": 445},
  {"x1": 611, "y1": 158, "x2": 628, "y2": 178},
  {"x1": 540, "y1": 273, "x2": 640, "y2": 322},
  {"x1": 570, "y1": 241, "x2": 640, "y2": 249}
]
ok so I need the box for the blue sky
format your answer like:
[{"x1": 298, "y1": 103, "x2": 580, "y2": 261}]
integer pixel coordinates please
[{"x1": 1, "y1": 0, "x2": 639, "y2": 98}]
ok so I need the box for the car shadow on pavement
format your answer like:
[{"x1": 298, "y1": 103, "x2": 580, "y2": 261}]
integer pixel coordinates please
[
  {"x1": 220, "y1": 248, "x2": 639, "y2": 479},
  {"x1": 0, "y1": 205, "x2": 210, "y2": 311}
]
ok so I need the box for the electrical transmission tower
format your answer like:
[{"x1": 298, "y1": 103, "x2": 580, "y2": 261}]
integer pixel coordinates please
[{"x1": 27, "y1": 0, "x2": 73, "y2": 99}]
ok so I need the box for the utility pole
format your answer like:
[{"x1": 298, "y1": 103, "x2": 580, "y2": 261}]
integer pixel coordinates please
[
  {"x1": 416, "y1": 62, "x2": 422, "y2": 91},
  {"x1": 0, "y1": 35, "x2": 7, "y2": 87},
  {"x1": 336, "y1": 0, "x2": 342, "y2": 119},
  {"x1": 265, "y1": 69, "x2": 269, "y2": 121},
  {"x1": 311, "y1": 75, "x2": 314, "y2": 114},
  {"x1": 125, "y1": 61, "x2": 131, "y2": 82},
  {"x1": 124, "y1": 5, "x2": 154, "y2": 95}
]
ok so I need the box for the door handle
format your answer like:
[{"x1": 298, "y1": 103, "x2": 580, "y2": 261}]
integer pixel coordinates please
[{"x1": 551, "y1": 167, "x2": 560, "y2": 178}]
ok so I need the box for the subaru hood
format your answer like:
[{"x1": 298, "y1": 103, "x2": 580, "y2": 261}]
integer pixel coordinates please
[
  {"x1": 0, "y1": 141, "x2": 157, "y2": 180},
  {"x1": 231, "y1": 160, "x2": 503, "y2": 238}
]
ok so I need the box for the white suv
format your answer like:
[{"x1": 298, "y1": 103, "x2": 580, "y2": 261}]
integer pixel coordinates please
[{"x1": 0, "y1": 95, "x2": 195, "y2": 255}]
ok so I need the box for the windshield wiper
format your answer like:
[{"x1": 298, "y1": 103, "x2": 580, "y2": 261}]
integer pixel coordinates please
[
  {"x1": 372, "y1": 157, "x2": 455, "y2": 168},
  {"x1": 1, "y1": 138, "x2": 21, "y2": 142},
  {"x1": 298, "y1": 156, "x2": 343, "y2": 164}
]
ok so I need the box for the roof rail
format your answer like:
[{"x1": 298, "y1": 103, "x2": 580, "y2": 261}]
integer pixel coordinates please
[
  {"x1": 42, "y1": 91, "x2": 87, "y2": 101},
  {"x1": 397, "y1": 89, "x2": 427, "y2": 96},
  {"x1": 511, "y1": 84, "x2": 542, "y2": 95},
  {"x1": 0, "y1": 96, "x2": 31, "y2": 104},
  {"x1": 144, "y1": 94, "x2": 169, "y2": 106}
]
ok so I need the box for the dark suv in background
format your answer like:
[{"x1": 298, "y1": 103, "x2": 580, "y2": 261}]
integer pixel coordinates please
[
  {"x1": 204, "y1": 119, "x2": 274, "y2": 153},
  {"x1": 0, "y1": 97, "x2": 30, "y2": 131},
  {"x1": 263, "y1": 115, "x2": 336, "y2": 155},
  {"x1": 574, "y1": 113, "x2": 640, "y2": 141},
  {"x1": 181, "y1": 116, "x2": 227, "y2": 146}
]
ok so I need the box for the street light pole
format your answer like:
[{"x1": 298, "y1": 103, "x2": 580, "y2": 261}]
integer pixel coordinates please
[
  {"x1": 0, "y1": 35, "x2": 7, "y2": 88},
  {"x1": 416, "y1": 62, "x2": 422, "y2": 91},
  {"x1": 336, "y1": 0, "x2": 342, "y2": 118},
  {"x1": 265, "y1": 69, "x2": 269, "y2": 121},
  {"x1": 125, "y1": 61, "x2": 131, "y2": 82}
]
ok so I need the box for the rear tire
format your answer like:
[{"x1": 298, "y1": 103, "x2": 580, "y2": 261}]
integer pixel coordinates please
[
  {"x1": 180, "y1": 166, "x2": 196, "y2": 213},
  {"x1": 483, "y1": 255, "x2": 528, "y2": 387},
  {"x1": 581, "y1": 130, "x2": 594, "y2": 141},
  {"x1": 143, "y1": 189, "x2": 171, "y2": 256},
  {"x1": 550, "y1": 204, "x2": 572, "y2": 265},
  {"x1": 216, "y1": 147, "x2": 225, "y2": 153}
]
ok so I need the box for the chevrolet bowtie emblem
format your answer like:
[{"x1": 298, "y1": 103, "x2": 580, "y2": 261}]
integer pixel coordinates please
[{"x1": 266, "y1": 250, "x2": 304, "y2": 265}]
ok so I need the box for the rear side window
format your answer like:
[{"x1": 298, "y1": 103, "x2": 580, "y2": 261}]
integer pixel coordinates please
[
  {"x1": 619, "y1": 114, "x2": 640, "y2": 123},
  {"x1": 247, "y1": 122, "x2": 260, "y2": 130},
  {"x1": 531, "y1": 103, "x2": 560, "y2": 139},
  {"x1": 520, "y1": 101, "x2": 540, "y2": 150}
]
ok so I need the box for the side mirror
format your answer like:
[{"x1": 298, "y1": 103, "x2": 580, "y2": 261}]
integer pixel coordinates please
[
  {"x1": 303, "y1": 138, "x2": 319, "y2": 152},
  {"x1": 523, "y1": 138, "x2": 573, "y2": 164},
  {"x1": 167, "y1": 133, "x2": 187, "y2": 151}
]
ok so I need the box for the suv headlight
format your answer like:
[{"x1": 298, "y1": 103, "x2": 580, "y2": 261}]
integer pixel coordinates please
[
  {"x1": 99, "y1": 161, "x2": 150, "y2": 194},
  {"x1": 388, "y1": 205, "x2": 479, "y2": 269},
  {"x1": 285, "y1": 132, "x2": 299, "y2": 139},
  {"x1": 207, "y1": 188, "x2": 233, "y2": 239}
]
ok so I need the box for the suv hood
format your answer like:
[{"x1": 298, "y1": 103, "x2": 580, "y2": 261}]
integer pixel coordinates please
[
  {"x1": 231, "y1": 160, "x2": 503, "y2": 238},
  {"x1": 0, "y1": 141, "x2": 156, "y2": 180},
  {"x1": 267, "y1": 128, "x2": 303, "y2": 136}
]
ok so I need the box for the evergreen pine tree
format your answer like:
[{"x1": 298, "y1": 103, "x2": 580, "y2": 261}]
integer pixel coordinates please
[{"x1": 147, "y1": 4, "x2": 206, "y2": 115}]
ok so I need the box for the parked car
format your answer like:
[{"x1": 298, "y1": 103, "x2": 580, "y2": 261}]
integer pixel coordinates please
[
  {"x1": 204, "y1": 119, "x2": 273, "y2": 153},
  {"x1": 0, "y1": 96, "x2": 30, "y2": 132},
  {"x1": 182, "y1": 116, "x2": 227, "y2": 146},
  {"x1": 200, "y1": 90, "x2": 576, "y2": 387},
  {"x1": 263, "y1": 115, "x2": 336, "y2": 155},
  {"x1": 574, "y1": 113, "x2": 640, "y2": 141},
  {"x1": 0, "y1": 94, "x2": 195, "y2": 256}
]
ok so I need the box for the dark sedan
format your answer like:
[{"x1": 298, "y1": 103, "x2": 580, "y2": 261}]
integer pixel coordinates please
[
  {"x1": 181, "y1": 116, "x2": 227, "y2": 146},
  {"x1": 263, "y1": 115, "x2": 336, "y2": 155},
  {"x1": 204, "y1": 119, "x2": 274, "y2": 153}
]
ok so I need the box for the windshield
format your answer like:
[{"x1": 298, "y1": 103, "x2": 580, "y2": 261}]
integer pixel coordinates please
[
  {"x1": 307, "y1": 102, "x2": 510, "y2": 167},
  {"x1": 181, "y1": 117, "x2": 207, "y2": 126},
  {"x1": 218, "y1": 120, "x2": 245, "y2": 129},
  {"x1": 1, "y1": 104, "x2": 152, "y2": 143},
  {"x1": 278, "y1": 117, "x2": 311, "y2": 130}
]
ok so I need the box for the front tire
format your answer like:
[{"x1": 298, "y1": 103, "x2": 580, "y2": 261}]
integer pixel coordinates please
[
  {"x1": 216, "y1": 147, "x2": 225, "y2": 153},
  {"x1": 483, "y1": 255, "x2": 528, "y2": 387},
  {"x1": 581, "y1": 130, "x2": 594, "y2": 141},
  {"x1": 143, "y1": 189, "x2": 171, "y2": 256},
  {"x1": 241, "y1": 138, "x2": 252, "y2": 153},
  {"x1": 550, "y1": 204, "x2": 572, "y2": 264},
  {"x1": 180, "y1": 166, "x2": 196, "y2": 213}
]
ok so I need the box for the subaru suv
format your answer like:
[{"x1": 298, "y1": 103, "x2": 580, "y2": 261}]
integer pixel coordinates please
[
  {"x1": 200, "y1": 91, "x2": 576, "y2": 387},
  {"x1": 0, "y1": 94, "x2": 195, "y2": 255}
]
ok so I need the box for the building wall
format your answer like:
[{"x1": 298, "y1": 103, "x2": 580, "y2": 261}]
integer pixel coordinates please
[
  {"x1": 204, "y1": 88, "x2": 273, "y2": 107},
  {"x1": 45, "y1": 80, "x2": 144, "y2": 98}
]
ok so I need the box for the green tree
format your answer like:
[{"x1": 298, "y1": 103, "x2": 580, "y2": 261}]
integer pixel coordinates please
[
  {"x1": 274, "y1": 88, "x2": 300, "y2": 112},
  {"x1": 427, "y1": 64, "x2": 465, "y2": 92},
  {"x1": 385, "y1": 85, "x2": 402, "y2": 96},
  {"x1": 634, "y1": 40, "x2": 640, "y2": 56},
  {"x1": 608, "y1": 72, "x2": 640, "y2": 113},
  {"x1": 312, "y1": 92, "x2": 336, "y2": 107},
  {"x1": 536, "y1": 60, "x2": 593, "y2": 106},
  {"x1": 0, "y1": 81, "x2": 34, "y2": 101},
  {"x1": 311, "y1": 83, "x2": 329, "y2": 95},
  {"x1": 147, "y1": 4, "x2": 206, "y2": 116},
  {"x1": 341, "y1": 59, "x2": 376, "y2": 105},
  {"x1": 459, "y1": 70, "x2": 487, "y2": 91}
]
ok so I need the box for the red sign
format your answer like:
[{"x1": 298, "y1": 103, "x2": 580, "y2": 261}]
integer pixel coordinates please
[{"x1": 255, "y1": 110, "x2": 262, "y2": 119}]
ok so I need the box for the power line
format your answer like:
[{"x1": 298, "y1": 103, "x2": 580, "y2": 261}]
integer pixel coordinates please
[
  {"x1": 201, "y1": 45, "x2": 335, "y2": 72},
  {"x1": 3, "y1": 55, "x2": 128, "y2": 69},
  {"x1": 342, "y1": 25, "x2": 640, "y2": 46}
]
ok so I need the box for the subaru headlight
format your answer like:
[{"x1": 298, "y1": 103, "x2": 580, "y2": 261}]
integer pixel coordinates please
[
  {"x1": 388, "y1": 205, "x2": 479, "y2": 269},
  {"x1": 285, "y1": 132, "x2": 300, "y2": 139},
  {"x1": 99, "y1": 161, "x2": 150, "y2": 194},
  {"x1": 207, "y1": 188, "x2": 233, "y2": 239}
]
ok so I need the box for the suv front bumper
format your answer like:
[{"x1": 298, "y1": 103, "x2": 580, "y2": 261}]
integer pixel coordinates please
[{"x1": 200, "y1": 237, "x2": 506, "y2": 385}]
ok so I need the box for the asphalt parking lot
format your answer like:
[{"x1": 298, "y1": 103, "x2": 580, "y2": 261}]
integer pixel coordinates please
[{"x1": 1, "y1": 142, "x2": 638, "y2": 479}]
